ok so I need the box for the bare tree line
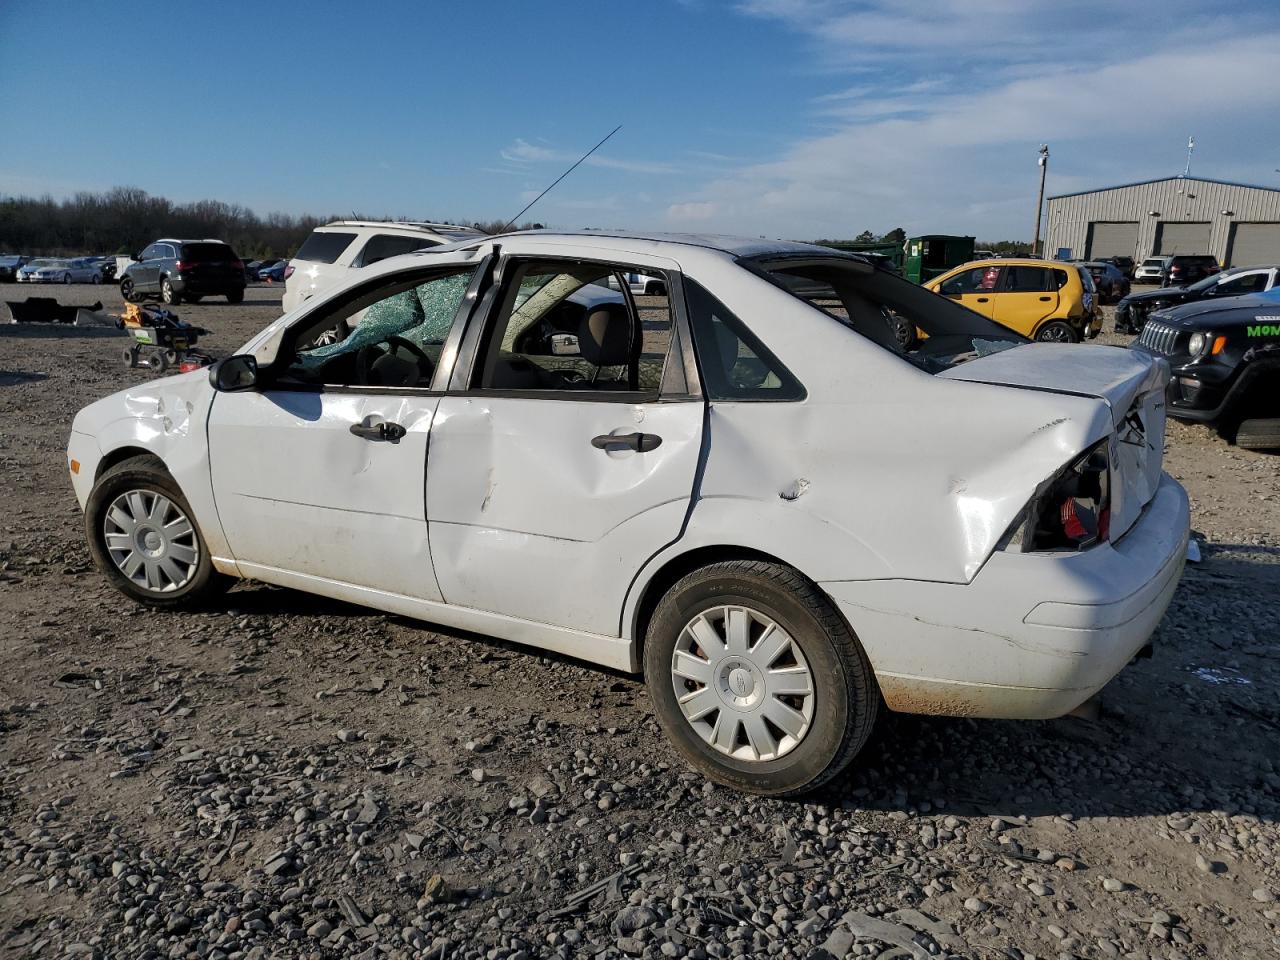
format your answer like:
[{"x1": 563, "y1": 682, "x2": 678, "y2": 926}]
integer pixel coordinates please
[{"x1": 0, "y1": 187, "x2": 515, "y2": 260}]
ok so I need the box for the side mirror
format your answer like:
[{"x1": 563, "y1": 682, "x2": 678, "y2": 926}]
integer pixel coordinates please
[
  {"x1": 210, "y1": 355, "x2": 258, "y2": 392},
  {"x1": 550, "y1": 333, "x2": 580, "y2": 356}
]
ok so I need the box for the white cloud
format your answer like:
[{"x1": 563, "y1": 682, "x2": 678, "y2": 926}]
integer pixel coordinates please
[
  {"x1": 667, "y1": 201, "x2": 718, "y2": 222},
  {"x1": 499, "y1": 138, "x2": 679, "y2": 176},
  {"x1": 660, "y1": 12, "x2": 1280, "y2": 239}
]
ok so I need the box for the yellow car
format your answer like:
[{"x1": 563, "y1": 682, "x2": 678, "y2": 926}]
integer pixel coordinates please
[{"x1": 926, "y1": 259, "x2": 1100, "y2": 342}]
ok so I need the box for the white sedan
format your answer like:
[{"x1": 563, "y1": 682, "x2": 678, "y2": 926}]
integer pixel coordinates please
[{"x1": 67, "y1": 231, "x2": 1188, "y2": 796}]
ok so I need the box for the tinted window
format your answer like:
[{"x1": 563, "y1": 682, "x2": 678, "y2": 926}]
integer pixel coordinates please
[
  {"x1": 685, "y1": 279, "x2": 803, "y2": 401},
  {"x1": 1003, "y1": 266, "x2": 1052, "y2": 292},
  {"x1": 180, "y1": 242, "x2": 236, "y2": 261},
  {"x1": 294, "y1": 231, "x2": 358, "y2": 264},
  {"x1": 939, "y1": 265, "x2": 1000, "y2": 295},
  {"x1": 1216, "y1": 272, "x2": 1268, "y2": 295},
  {"x1": 358, "y1": 234, "x2": 439, "y2": 267}
]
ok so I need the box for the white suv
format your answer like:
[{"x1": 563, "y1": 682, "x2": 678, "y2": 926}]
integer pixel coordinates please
[{"x1": 281, "y1": 221, "x2": 484, "y2": 313}]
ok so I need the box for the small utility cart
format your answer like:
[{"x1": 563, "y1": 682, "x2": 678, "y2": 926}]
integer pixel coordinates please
[{"x1": 118, "y1": 303, "x2": 211, "y2": 372}]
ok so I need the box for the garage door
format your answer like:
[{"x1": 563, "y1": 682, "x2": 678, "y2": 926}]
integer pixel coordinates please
[
  {"x1": 1155, "y1": 222, "x2": 1210, "y2": 255},
  {"x1": 1086, "y1": 222, "x2": 1138, "y2": 260},
  {"x1": 1228, "y1": 223, "x2": 1280, "y2": 267}
]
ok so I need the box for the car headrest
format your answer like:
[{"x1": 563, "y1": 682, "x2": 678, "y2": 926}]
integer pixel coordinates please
[{"x1": 578, "y1": 302, "x2": 632, "y2": 366}]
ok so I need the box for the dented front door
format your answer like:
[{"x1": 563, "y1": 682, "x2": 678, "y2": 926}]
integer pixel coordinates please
[
  {"x1": 207, "y1": 389, "x2": 445, "y2": 600},
  {"x1": 425, "y1": 396, "x2": 704, "y2": 636}
]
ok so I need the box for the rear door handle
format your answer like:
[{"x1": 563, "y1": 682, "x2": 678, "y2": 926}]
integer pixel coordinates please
[
  {"x1": 976, "y1": 297, "x2": 989, "y2": 303},
  {"x1": 591, "y1": 432, "x2": 662, "y2": 452},
  {"x1": 350, "y1": 417, "x2": 406, "y2": 443},
  {"x1": 1038, "y1": 295, "x2": 1052, "y2": 301}
]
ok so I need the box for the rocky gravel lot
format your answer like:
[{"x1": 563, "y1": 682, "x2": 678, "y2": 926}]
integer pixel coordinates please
[{"x1": 1, "y1": 282, "x2": 1277, "y2": 960}]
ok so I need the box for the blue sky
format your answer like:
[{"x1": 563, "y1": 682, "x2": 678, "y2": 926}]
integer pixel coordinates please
[{"x1": 3, "y1": 0, "x2": 1280, "y2": 241}]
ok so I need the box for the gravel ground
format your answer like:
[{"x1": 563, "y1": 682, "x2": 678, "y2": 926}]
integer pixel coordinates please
[{"x1": 1, "y1": 282, "x2": 1277, "y2": 960}]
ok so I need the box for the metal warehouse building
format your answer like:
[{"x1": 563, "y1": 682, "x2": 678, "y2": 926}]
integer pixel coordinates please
[{"x1": 1044, "y1": 175, "x2": 1280, "y2": 267}]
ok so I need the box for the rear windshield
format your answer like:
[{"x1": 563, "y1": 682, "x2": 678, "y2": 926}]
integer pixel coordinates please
[
  {"x1": 181, "y1": 242, "x2": 237, "y2": 261},
  {"x1": 751, "y1": 255, "x2": 1026, "y2": 374},
  {"x1": 295, "y1": 231, "x2": 357, "y2": 264}
]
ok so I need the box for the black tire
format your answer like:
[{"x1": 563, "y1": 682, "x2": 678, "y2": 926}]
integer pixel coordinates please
[
  {"x1": 62, "y1": 273, "x2": 72, "y2": 284},
  {"x1": 226, "y1": 288, "x2": 244, "y2": 304},
  {"x1": 160, "y1": 277, "x2": 181, "y2": 305},
  {"x1": 121, "y1": 346, "x2": 138, "y2": 368},
  {"x1": 91, "y1": 273, "x2": 102, "y2": 285},
  {"x1": 1035, "y1": 320, "x2": 1078, "y2": 343},
  {"x1": 1235, "y1": 418, "x2": 1280, "y2": 451},
  {"x1": 643, "y1": 560, "x2": 879, "y2": 797},
  {"x1": 120, "y1": 278, "x2": 139, "y2": 303},
  {"x1": 147, "y1": 348, "x2": 169, "y2": 371},
  {"x1": 84, "y1": 455, "x2": 232, "y2": 609}
]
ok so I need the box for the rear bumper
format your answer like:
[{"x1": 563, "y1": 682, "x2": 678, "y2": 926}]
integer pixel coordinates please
[
  {"x1": 172, "y1": 274, "x2": 246, "y2": 294},
  {"x1": 822, "y1": 474, "x2": 1189, "y2": 719}
]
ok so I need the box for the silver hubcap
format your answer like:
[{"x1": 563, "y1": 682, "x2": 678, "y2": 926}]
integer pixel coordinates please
[
  {"x1": 671, "y1": 605, "x2": 815, "y2": 762},
  {"x1": 1040, "y1": 325, "x2": 1070, "y2": 342},
  {"x1": 103, "y1": 490, "x2": 198, "y2": 592}
]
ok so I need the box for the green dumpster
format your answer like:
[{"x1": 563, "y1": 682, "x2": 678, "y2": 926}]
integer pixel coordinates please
[
  {"x1": 904, "y1": 235, "x2": 975, "y2": 284},
  {"x1": 817, "y1": 240, "x2": 904, "y2": 273}
]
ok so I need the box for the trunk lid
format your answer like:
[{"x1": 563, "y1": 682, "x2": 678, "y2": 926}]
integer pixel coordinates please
[{"x1": 939, "y1": 343, "x2": 1170, "y2": 540}]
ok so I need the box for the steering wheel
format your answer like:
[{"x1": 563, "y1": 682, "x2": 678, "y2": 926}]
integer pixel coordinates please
[{"x1": 355, "y1": 335, "x2": 435, "y2": 386}]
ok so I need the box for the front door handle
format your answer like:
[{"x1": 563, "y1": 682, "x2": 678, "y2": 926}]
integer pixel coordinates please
[
  {"x1": 350, "y1": 417, "x2": 406, "y2": 443},
  {"x1": 591, "y1": 431, "x2": 662, "y2": 452},
  {"x1": 1038, "y1": 295, "x2": 1052, "y2": 301}
]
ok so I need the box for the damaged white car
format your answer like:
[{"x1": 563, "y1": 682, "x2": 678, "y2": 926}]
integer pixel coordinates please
[{"x1": 68, "y1": 232, "x2": 1189, "y2": 796}]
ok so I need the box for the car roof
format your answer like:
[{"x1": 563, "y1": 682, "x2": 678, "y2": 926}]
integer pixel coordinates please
[
  {"x1": 318, "y1": 220, "x2": 485, "y2": 236},
  {"x1": 443, "y1": 229, "x2": 867, "y2": 261}
]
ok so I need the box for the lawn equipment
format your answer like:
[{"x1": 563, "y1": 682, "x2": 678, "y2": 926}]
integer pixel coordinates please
[{"x1": 118, "y1": 303, "x2": 212, "y2": 372}]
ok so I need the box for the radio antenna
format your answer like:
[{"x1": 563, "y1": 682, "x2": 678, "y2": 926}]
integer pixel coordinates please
[{"x1": 499, "y1": 124, "x2": 622, "y2": 233}]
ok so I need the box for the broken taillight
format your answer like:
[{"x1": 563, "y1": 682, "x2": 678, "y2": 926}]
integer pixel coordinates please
[{"x1": 1001, "y1": 440, "x2": 1111, "y2": 552}]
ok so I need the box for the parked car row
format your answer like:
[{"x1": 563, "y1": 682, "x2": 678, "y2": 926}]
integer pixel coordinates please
[
  {"x1": 1115, "y1": 265, "x2": 1280, "y2": 334},
  {"x1": 70, "y1": 229, "x2": 1191, "y2": 795},
  {"x1": 9, "y1": 256, "x2": 115, "y2": 284}
]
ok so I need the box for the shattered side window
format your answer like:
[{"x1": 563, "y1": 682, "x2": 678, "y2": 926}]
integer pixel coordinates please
[
  {"x1": 753, "y1": 256, "x2": 1026, "y2": 373},
  {"x1": 284, "y1": 268, "x2": 475, "y2": 388}
]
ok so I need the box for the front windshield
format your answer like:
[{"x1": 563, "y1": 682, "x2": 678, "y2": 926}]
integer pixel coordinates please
[{"x1": 751, "y1": 256, "x2": 1027, "y2": 373}]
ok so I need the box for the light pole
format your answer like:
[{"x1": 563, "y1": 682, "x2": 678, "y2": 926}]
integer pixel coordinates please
[{"x1": 1032, "y1": 144, "x2": 1049, "y2": 256}]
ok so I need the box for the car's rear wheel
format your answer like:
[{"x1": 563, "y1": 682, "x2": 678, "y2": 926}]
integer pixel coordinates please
[
  {"x1": 120, "y1": 278, "x2": 138, "y2": 303},
  {"x1": 1235, "y1": 418, "x2": 1280, "y2": 451},
  {"x1": 91, "y1": 273, "x2": 101, "y2": 285},
  {"x1": 85, "y1": 456, "x2": 231, "y2": 608},
  {"x1": 643, "y1": 560, "x2": 879, "y2": 797},
  {"x1": 62, "y1": 273, "x2": 71, "y2": 284},
  {"x1": 1035, "y1": 320, "x2": 1078, "y2": 343},
  {"x1": 161, "y1": 277, "x2": 181, "y2": 305},
  {"x1": 226, "y1": 288, "x2": 244, "y2": 304}
]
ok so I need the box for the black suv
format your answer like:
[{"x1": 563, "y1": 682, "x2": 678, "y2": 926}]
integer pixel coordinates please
[
  {"x1": 121, "y1": 239, "x2": 246, "y2": 305},
  {"x1": 1131, "y1": 290, "x2": 1280, "y2": 449},
  {"x1": 1161, "y1": 254, "x2": 1219, "y2": 287},
  {"x1": 1114, "y1": 266, "x2": 1278, "y2": 333}
]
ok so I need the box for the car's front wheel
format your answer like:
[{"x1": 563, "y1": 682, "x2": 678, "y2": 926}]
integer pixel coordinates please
[
  {"x1": 120, "y1": 278, "x2": 138, "y2": 302},
  {"x1": 644, "y1": 560, "x2": 879, "y2": 797},
  {"x1": 85, "y1": 456, "x2": 231, "y2": 608},
  {"x1": 62, "y1": 273, "x2": 72, "y2": 284},
  {"x1": 1035, "y1": 320, "x2": 1078, "y2": 343}
]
